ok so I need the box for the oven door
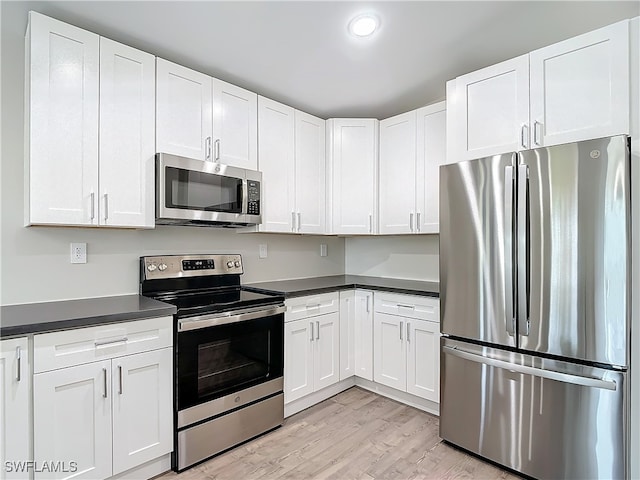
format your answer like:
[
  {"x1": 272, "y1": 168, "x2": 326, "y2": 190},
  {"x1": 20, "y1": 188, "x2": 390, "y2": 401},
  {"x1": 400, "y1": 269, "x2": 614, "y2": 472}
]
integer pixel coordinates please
[
  {"x1": 176, "y1": 305, "x2": 284, "y2": 415},
  {"x1": 156, "y1": 153, "x2": 248, "y2": 224}
]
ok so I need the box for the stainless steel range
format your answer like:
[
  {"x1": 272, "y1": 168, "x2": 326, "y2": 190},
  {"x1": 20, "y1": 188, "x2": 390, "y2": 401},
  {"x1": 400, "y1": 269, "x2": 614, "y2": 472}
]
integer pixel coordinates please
[{"x1": 140, "y1": 254, "x2": 285, "y2": 472}]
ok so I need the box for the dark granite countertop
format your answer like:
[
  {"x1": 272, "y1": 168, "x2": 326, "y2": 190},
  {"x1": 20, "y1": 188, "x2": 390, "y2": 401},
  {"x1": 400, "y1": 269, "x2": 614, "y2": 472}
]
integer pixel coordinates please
[
  {"x1": 243, "y1": 275, "x2": 439, "y2": 299},
  {"x1": 0, "y1": 295, "x2": 177, "y2": 338}
]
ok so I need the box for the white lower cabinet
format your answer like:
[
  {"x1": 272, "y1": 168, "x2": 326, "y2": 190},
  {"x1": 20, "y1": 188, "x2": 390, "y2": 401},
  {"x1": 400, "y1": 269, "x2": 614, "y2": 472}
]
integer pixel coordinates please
[
  {"x1": 32, "y1": 317, "x2": 173, "y2": 480},
  {"x1": 339, "y1": 290, "x2": 374, "y2": 382},
  {"x1": 1, "y1": 337, "x2": 30, "y2": 480},
  {"x1": 373, "y1": 293, "x2": 440, "y2": 403},
  {"x1": 284, "y1": 293, "x2": 340, "y2": 403}
]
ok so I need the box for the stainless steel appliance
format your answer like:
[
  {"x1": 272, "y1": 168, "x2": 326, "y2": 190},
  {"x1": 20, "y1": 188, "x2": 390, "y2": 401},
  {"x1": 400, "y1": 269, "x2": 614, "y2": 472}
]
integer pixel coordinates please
[
  {"x1": 156, "y1": 153, "x2": 262, "y2": 227},
  {"x1": 439, "y1": 135, "x2": 630, "y2": 479},
  {"x1": 140, "y1": 254, "x2": 285, "y2": 471}
]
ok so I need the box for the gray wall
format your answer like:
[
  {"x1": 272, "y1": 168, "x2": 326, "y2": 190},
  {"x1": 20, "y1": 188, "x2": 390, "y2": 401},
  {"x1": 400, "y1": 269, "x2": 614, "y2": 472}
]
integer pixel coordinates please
[{"x1": 0, "y1": 2, "x2": 345, "y2": 305}]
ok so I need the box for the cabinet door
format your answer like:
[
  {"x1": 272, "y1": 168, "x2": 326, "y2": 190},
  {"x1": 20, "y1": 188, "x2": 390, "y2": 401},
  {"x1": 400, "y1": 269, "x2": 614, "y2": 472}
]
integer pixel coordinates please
[
  {"x1": 314, "y1": 312, "x2": 340, "y2": 390},
  {"x1": 457, "y1": 55, "x2": 529, "y2": 160},
  {"x1": 379, "y1": 111, "x2": 417, "y2": 234},
  {"x1": 34, "y1": 361, "x2": 112, "y2": 480},
  {"x1": 373, "y1": 313, "x2": 406, "y2": 391},
  {"x1": 329, "y1": 119, "x2": 379, "y2": 234},
  {"x1": 416, "y1": 102, "x2": 446, "y2": 234},
  {"x1": 0, "y1": 338, "x2": 29, "y2": 480},
  {"x1": 406, "y1": 320, "x2": 440, "y2": 402},
  {"x1": 284, "y1": 319, "x2": 314, "y2": 403},
  {"x1": 529, "y1": 20, "x2": 629, "y2": 147},
  {"x1": 212, "y1": 79, "x2": 258, "y2": 169},
  {"x1": 339, "y1": 290, "x2": 356, "y2": 380},
  {"x1": 257, "y1": 97, "x2": 295, "y2": 232},
  {"x1": 295, "y1": 111, "x2": 326, "y2": 234},
  {"x1": 99, "y1": 38, "x2": 155, "y2": 228},
  {"x1": 26, "y1": 12, "x2": 99, "y2": 226},
  {"x1": 156, "y1": 58, "x2": 212, "y2": 161},
  {"x1": 112, "y1": 348, "x2": 173, "y2": 475},
  {"x1": 354, "y1": 290, "x2": 374, "y2": 381}
]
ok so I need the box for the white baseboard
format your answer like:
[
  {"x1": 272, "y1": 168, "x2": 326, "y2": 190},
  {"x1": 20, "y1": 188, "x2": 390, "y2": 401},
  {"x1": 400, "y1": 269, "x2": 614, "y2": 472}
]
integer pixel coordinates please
[
  {"x1": 111, "y1": 454, "x2": 172, "y2": 480},
  {"x1": 285, "y1": 377, "x2": 355, "y2": 417},
  {"x1": 355, "y1": 378, "x2": 439, "y2": 416}
]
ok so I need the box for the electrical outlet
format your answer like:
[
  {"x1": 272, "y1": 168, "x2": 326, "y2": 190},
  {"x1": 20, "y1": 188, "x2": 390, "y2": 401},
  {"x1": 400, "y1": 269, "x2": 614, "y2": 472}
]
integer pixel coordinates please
[
  {"x1": 70, "y1": 243, "x2": 87, "y2": 264},
  {"x1": 320, "y1": 244, "x2": 328, "y2": 257},
  {"x1": 259, "y1": 244, "x2": 268, "y2": 259}
]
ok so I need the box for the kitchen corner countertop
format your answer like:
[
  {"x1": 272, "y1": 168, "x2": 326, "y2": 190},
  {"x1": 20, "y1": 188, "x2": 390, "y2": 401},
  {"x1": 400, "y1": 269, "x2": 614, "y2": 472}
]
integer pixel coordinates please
[
  {"x1": 243, "y1": 275, "x2": 439, "y2": 299},
  {"x1": 0, "y1": 295, "x2": 177, "y2": 338}
]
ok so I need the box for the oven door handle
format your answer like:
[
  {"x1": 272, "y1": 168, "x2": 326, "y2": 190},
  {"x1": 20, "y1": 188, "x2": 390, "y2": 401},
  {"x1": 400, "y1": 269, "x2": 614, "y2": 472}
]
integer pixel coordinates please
[{"x1": 178, "y1": 305, "x2": 286, "y2": 332}]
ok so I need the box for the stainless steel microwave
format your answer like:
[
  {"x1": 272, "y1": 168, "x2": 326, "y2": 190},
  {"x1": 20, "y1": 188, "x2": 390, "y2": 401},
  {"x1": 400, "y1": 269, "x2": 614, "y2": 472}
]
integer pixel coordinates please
[{"x1": 156, "y1": 153, "x2": 261, "y2": 227}]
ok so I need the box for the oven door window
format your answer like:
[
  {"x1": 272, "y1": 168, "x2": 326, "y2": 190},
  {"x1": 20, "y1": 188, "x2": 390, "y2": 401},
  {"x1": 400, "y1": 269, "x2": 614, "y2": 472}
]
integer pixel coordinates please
[
  {"x1": 165, "y1": 167, "x2": 243, "y2": 213},
  {"x1": 177, "y1": 314, "x2": 283, "y2": 410}
]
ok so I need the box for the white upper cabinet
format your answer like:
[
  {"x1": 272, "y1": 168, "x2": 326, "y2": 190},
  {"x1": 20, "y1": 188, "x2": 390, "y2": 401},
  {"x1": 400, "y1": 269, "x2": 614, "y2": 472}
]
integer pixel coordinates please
[
  {"x1": 257, "y1": 98, "x2": 325, "y2": 233},
  {"x1": 416, "y1": 102, "x2": 446, "y2": 234},
  {"x1": 257, "y1": 97, "x2": 296, "y2": 232},
  {"x1": 157, "y1": 60, "x2": 258, "y2": 169},
  {"x1": 99, "y1": 38, "x2": 155, "y2": 228},
  {"x1": 529, "y1": 20, "x2": 629, "y2": 147},
  {"x1": 25, "y1": 11, "x2": 99, "y2": 226},
  {"x1": 294, "y1": 110, "x2": 326, "y2": 234},
  {"x1": 327, "y1": 119, "x2": 379, "y2": 234},
  {"x1": 379, "y1": 102, "x2": 446, "y2": 234},
  {"x1": 213, "y1": 79, "x2": 258, "y2": 169},
  {"x1": 456, "y1": 55, "x2": 530, "y2": 161},
  {"x1": 25, "y1": 12, "x2": 155, "y2": 228},
  {"x1": 156, "y1": 58, "x2": 213, "y2": 161},
  {"x1": 449, "y1": 19, "x2": 630, "y2": 162},
  {"x1": 379, "y1": 111, "x2": 417, "y2": 234}
]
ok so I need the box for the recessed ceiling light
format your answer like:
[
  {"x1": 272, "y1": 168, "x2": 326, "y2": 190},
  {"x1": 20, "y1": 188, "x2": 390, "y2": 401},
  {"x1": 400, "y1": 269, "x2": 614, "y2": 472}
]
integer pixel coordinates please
[{"x1": 349, "y1": 14, "x2": 379, "y2": 37}]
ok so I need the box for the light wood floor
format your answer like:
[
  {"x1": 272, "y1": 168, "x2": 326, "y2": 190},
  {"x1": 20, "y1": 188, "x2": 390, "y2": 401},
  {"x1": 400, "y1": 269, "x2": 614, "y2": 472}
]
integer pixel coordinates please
[{"x1": 160, "y1": 387, "x2": 522, "y2": 479}]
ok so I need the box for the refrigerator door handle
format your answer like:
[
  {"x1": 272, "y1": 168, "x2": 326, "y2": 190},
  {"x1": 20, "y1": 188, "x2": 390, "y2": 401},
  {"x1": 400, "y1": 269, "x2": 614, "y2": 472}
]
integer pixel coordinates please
[
  {"x1": 442, "y1": 346, "x2": 617, "y2": 391},
  {"x1": 504, "y1": 166, "x2": 515, "y2": 336},
  {"x1": 517, "y1": 163, "x2": 530, "y2": 336}
]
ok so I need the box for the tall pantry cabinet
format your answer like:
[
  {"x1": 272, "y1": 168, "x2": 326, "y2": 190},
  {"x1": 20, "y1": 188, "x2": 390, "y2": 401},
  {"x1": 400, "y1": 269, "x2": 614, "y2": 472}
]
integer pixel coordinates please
[{"x1": 25, "y1": 12, "x2": 156, "y2": 228}]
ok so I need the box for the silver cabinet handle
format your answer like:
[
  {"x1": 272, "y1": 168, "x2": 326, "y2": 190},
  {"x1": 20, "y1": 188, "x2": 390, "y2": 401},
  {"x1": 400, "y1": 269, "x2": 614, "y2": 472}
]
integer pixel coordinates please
[
  {"x1": 102, "y1": 368, "x2": 108, "y2": 398},
  {"x1": 520, "y1": 124, "x2": 528, "y2": 149},
  {"x1": 90, "y1": 192, "x2": 95, "y2": 220},
  {"x1": 397, "y1": 303, "x2": 415, "y2": 310},
  {"x1": 504, "y1": 165, "x2": 515, "y2": 336},
  {"x1": 310, "y1": 322, "x2": 314, "y2": 342},
  {"x1": 316, "y1": 320, "x2": 320, "y2": 340},
  {"x1": 291, "y1": 212, "x2": 296, "y2": 232},
  {"x1": 416, "y1": 212, "x2": 421, "y2": 232},
  {"x1": 407, "y1": 323, "x2": 411, "y2": 343},
  {"x1": 366, "y1": 295, "x2": 370, "y2": 313},
  {"x1": 410, "y1": 212, "x2": 414, "y2": 232},
  {"x1": 533, "y1": 121, "x2": 542, "y2": 146},
  {"x1": 517, "y1": 164, "x2": 530, "y2": 336},
  {"x1": 103, "y1": 193, "x2": 109, "y2": 221},
  {"x1": 368, "y1": 214, "x2": 373, "y2": 233},
  {"x1": 15, "y1": 346, "x2": 21, "y2": 382},
  {"x1": 307, "y1": 304, "x2": 321, "y2": 311},
  {"x1": 205, "y1": 137, "x2": 212, "y2": 161},
  {"x1": 214, "y1": 139, "x2": 221, "y2": 161},
  {"x1": 400, "y1": 321, "x2": 403, "y2": 341},
  {"x1": 118, "y1": 365, "x2": 123, "y2": 395},
  {"x1": 95, "y1": 337, "x2": 128, "y2": 348},
  {"x1": 297, "y1": 212, "x2": 301, "y2": 232}
]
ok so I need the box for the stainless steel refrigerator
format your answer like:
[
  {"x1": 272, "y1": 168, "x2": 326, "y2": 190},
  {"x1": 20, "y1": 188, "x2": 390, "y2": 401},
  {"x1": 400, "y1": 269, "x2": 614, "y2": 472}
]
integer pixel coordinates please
[{"x1": 439, "y1": 135, "x2": 629, "y2": 479}]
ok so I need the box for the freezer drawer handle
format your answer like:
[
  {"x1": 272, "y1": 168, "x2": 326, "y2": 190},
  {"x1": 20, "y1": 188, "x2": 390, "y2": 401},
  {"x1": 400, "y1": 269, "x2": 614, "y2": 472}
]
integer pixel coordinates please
[{"x1": 442, "y1": 346, "x2": 617, "y2": 391}]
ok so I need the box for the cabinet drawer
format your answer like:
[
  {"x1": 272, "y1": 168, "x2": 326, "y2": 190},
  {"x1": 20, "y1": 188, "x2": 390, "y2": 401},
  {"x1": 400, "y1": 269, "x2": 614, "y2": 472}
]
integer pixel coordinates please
[
  {"x1": 285, "y1": 292, "x2": 339, "y2": 322},
  {"x1": 34, "y1": 316, "x2": 173, "y2": 373},
  {"x1": 374, "y1": 293, "x2": 439, "y2": 322}
]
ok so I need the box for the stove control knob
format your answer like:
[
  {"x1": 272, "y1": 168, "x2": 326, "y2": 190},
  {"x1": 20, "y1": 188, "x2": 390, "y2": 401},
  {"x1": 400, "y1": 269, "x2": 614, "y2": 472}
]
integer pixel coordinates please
[
  {"x1": 158, "y1": 263, "x2": 168, "y2": 272},
  {"x1": 234, "y1": 260, "x2": 241, "y2": 268},
  {"x1": 227, "y1": 261, "x2": 234, "y2": 269},
  {"x1": 147, "y1": 264, "x2": 157, "y2": 272}
]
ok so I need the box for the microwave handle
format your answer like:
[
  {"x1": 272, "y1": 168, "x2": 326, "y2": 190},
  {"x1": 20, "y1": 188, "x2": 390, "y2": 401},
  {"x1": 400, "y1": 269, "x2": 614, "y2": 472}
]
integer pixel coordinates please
[{"x1": 242, "y1": 180, "x2": 249, "y2": 215}]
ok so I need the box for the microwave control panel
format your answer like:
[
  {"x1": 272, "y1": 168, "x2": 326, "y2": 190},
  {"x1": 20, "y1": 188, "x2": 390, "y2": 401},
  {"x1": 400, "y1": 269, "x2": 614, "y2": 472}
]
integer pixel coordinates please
[{"x1": 247, "y1": 180, "x2": 260, "y2": 216}]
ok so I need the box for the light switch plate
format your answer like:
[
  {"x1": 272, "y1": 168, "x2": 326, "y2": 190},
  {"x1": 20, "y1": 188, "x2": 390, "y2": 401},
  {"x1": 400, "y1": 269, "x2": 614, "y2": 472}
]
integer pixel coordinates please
[
  {"x1": 70, "y1": 243, "x2": 87, "y2": 264},
  {"x1": 259, "y1": 244, "x2": 268, "y2": 259},
  {"x1": 320, "y1": 244, "x2": 328, "y2": 257}
]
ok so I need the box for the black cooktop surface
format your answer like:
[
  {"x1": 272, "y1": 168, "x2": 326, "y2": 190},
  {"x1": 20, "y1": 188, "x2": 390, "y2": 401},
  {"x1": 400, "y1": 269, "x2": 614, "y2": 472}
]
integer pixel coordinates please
[{"x1": 152, "y1": 287, "x2": 284, "y2": 318}]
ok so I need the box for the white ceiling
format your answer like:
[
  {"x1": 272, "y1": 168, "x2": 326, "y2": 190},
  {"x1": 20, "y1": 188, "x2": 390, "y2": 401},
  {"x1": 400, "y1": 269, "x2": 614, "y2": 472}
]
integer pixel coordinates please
[{"x1": 12, "y1": 1, "x2": 640, "y2": 119}]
